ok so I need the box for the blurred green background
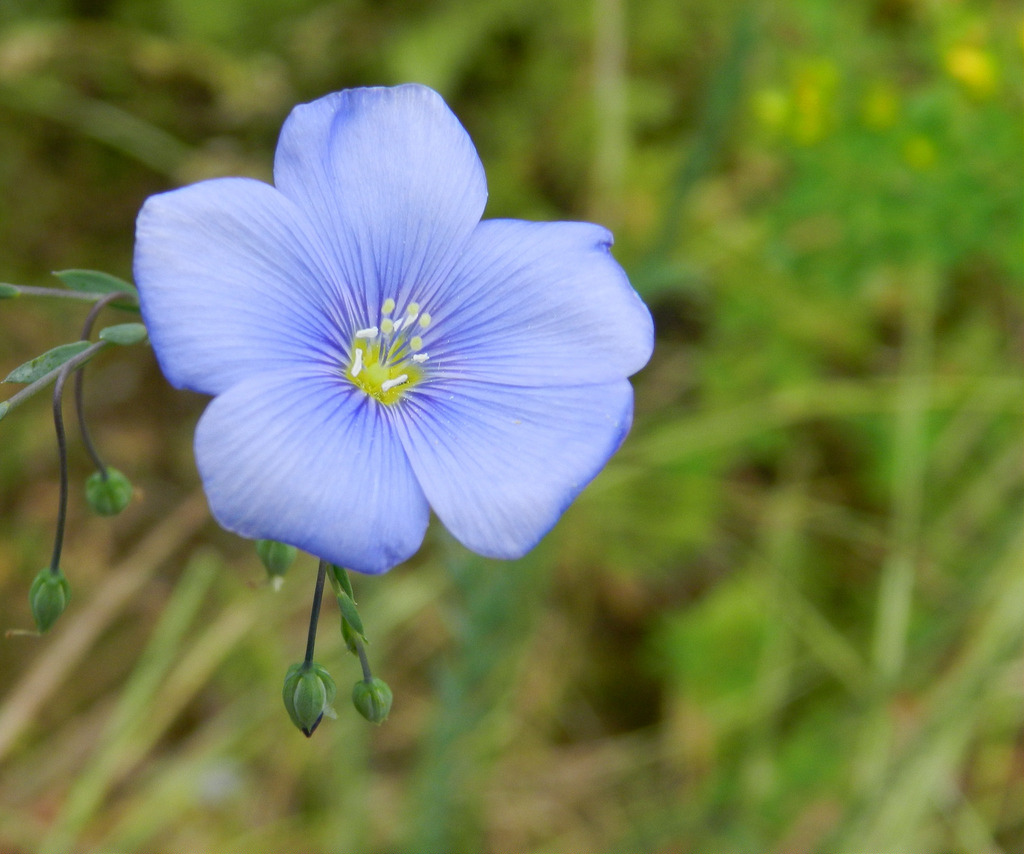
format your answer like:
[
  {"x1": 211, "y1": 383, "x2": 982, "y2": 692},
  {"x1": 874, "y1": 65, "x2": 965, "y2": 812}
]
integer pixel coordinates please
[{"x1": 1, "y1": 0, "x2": 1021, "y2": 851}]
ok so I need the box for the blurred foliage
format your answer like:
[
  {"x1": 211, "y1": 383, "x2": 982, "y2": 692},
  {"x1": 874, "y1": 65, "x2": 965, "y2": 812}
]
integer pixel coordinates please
[{"x1": 1, "y1": 0, "x2": 1022, "y2": 851}]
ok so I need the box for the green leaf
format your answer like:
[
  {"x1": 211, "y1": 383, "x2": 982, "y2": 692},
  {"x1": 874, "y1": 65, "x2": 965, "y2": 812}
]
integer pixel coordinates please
[
  {"x1": 53, "y1": 269, "x2": 137, "y2": 296},
  {"x1": 3, "y1": 341, "x2": 91, "y2": 384},
  {"x1": 329, "y1": 564, "x2": 355, "y2": 599},
  {"x1": 98, "y1": 323, "x2": 148, "y2": 346},
  {"x1": 336, "y1": 591, "x2": 366, "y2": 641}
]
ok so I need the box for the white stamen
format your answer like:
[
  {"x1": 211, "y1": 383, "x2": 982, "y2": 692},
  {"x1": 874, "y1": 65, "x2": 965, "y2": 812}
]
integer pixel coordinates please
[
  {"x1": 412, "y1": 353, "x2": 429, "y2": 363},
  {"x1": 391, "y1": 317, "x2": 406, "y2": 333},
  {"x1": 380, "y1": 374, "x2": 408, "y2": 392},
  {"x1": 354, "y1": 326, "x2": 379, "y2": 339},
  {"x1": 351, "y1": 347, "x2": 364, "y2": 376}
]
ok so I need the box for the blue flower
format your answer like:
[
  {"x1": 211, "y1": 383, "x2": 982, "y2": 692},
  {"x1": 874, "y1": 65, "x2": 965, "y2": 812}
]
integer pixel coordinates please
[{"x1": 134, "y1": 84, "x2": 653, "y2": 574}]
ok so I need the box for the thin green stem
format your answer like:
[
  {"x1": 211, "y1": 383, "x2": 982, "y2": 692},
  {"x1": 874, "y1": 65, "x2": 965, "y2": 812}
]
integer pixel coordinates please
[
  {"x1": 304, "y1": 560, "x2": 329, "y2": 666},
  {"x1": 74, "y1": 292, "x2": 123, "y2": 478},
  {"x1": 853, "y1": 265, "x2": 937, "y2": 800},
  {"x1": 872, "y1": 265, "x2": 936, "y2": 684},
  {"x1": 650, "y1": 11, "x2": 755, "y2": 259},
  {"x1": 49, "y1": 363, "x2": 74, "y2": 573},
  {"x1": 0, "y1": 341, "x2": 108, "y2": 422},
  {"x1": 332, "y1": 564, "x2": 373, "y2": 680},
  {"x1": 354, "y1": 638, "x2": 373, "y2": 682},
  {"x1": 591, "y1": 0, "x2": 627, "y2": 220}
]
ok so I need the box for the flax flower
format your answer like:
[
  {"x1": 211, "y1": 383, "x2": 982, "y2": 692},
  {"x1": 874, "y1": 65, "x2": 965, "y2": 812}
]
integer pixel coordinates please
[{"x1": 134, "y1": 84, "x2": 653, "y2": 574}]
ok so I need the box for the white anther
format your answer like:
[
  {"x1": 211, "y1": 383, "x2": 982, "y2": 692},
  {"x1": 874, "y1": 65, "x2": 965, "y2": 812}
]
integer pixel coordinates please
[
  {"x1": 351, "y1": 347, "x2": 364, "y2": 376},
  {"x1": 380, "y1": 374, "x2": 408, "y2": 393},
  {"x1": 412, "y1": 353, "x2": 429, "y2": 364},
  {"x1": 354, "y1": 326, "x2": 379, "y2": 339}
]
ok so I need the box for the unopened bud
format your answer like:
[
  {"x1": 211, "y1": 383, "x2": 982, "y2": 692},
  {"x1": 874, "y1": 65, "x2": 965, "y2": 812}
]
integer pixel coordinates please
[
  {"x1": 352, "y1": 677, "x2": 393, "y2": 724},
  {"x1": 29, "y1": 567, "x2": 71, "y2": 633},
  {"x1": 85, "y1": 468, "x2": 133, "y2": 516},
  {"x1": 256, "y1": 540, "x2": 297, "y2": 586},
  {"x1": 282, "y1": 662, "x2": 336, "y2": 737}
]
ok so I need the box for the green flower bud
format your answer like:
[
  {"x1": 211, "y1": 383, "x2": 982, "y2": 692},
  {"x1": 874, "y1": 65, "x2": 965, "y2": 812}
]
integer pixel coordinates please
[
  {"x1": 282, "y1": 662, "x2": 336, "y2": 737},
  {"x1": 29, "y1": 567, "x2": 71, "y2": 633},
  {"x1": 85, "y1": 468, "x2": 133, "y2": 516},
  {"x1": 352, "y1": 677, "x2": 393, "y2": 725},
  {"x1": 256, "y1": 539, "x2": 297, "y2": 585}
]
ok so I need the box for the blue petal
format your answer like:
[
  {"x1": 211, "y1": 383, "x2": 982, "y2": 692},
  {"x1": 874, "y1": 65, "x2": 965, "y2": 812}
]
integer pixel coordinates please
[
  {"x1": 273, "y1": 85, "x2": 487, "y2": 325},
  {"x1": 395, "y1": 379, "x2": 634, "y2": 558},
  {"x1": 419, "y1": 219, "x2": 654, "y2": 386},
  {"x1": 135, "y1": 178, "x2": 355, "y2": 396},
  {"x1": 195, "y1": 369, "x2": 429, "y2": 574}
]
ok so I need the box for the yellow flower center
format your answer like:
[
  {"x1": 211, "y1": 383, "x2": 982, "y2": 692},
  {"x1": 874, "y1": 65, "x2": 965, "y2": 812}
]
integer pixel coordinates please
[{"x1": 345, "y1": 299, "x2": 432, "y2": 404}]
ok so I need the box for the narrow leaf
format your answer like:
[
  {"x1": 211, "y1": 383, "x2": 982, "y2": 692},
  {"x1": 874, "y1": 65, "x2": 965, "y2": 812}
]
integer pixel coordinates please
[
  {"x1": 329, "y1": 564, "x2": 356, "y2": 599},
  {"x1": 53, "y1": 269, "x2": 137, "y2": 296},
  {"x1": 337, "y1": 592, "x2": 366, "y2": 641},
  {"x1": 98, "y1": 323, "x2": 148, "y2": 346},
  {"x1": 4, "y1": 341, "x2": 91, "y2": 384}
]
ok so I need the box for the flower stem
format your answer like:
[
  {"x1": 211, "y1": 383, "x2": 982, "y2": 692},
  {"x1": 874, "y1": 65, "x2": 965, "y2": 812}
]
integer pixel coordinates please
[
  {"x1": 49, "y1": 362, "x2": 74, "y2": 573},
  {"x1": 354, "y1": 637, "x2": 373, "y2": 682},
  {"x1": 74, "y1": 292, "x2": 123, "y2": 478},
  {"x1": 304, "y1": 559, "x2": 329, "y2": 666}
]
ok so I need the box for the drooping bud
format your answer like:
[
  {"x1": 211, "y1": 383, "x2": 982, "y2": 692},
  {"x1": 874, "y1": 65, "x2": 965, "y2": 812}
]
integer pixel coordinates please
[
  {"x1": 352, "y1": 677, "x2": 393, "y2": 724},
  {"x1": 282, "y1": 662, "x2": 336, "y2": 737},
  {"x1": 85, "y1": 468, "x2": 133, "y2": 516},
  {"x1": 29, "y1": 567, "x2": 72, "y2": 633},
  {"x1": 256, "y1": 540, "x2": 297, "y2": 588}
]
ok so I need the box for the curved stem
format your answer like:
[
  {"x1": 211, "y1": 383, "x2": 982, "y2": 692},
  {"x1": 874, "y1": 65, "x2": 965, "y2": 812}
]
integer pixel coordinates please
[
  {"x1": 304, "y1": 560, "x2": 329, "y2": 666},
  {"x1": 354, "y1": 637, "x2": 373, "y2": 682},
  {"x1": 49, "y1": 363, "x2": 74, "y2": 572},
  {"x1": 74, "y1": 292, "x2": 123, "y2": 478}
]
